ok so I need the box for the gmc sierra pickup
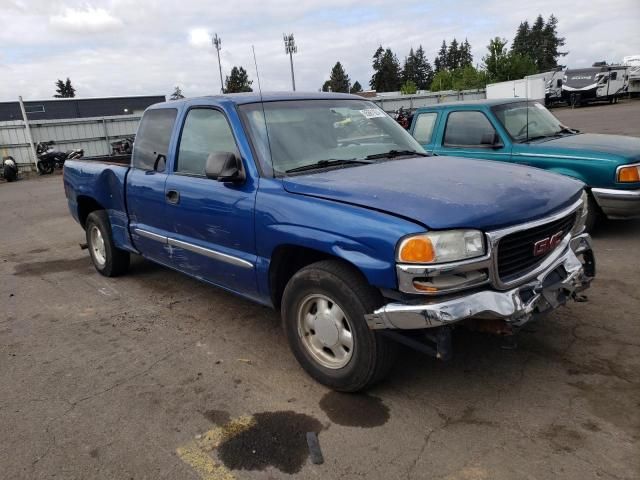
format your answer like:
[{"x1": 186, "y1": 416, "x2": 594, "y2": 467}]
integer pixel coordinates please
[{"x1": 63, "y1": 92, "x2": 595, "y2": 391}]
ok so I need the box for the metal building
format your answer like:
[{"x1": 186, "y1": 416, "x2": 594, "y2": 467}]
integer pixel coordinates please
[{"x1": 0, "y1": 95, "x2": 165, "y2": 122}]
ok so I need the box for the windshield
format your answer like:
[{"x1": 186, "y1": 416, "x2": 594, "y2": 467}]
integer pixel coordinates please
[
  {"x1": 239, "y1": 99, "x2": 426, "y2": 175},
  {"x1": 492, "y1": 101, "x2": 570, "y2": 142}
]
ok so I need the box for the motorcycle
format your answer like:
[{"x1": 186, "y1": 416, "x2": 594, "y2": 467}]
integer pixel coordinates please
[
  {"x1": 1, "y1": 156, "x2": 18, "y2": 182},
  {"x1": 110, "y1": 136, "x2": 135, "y2": 155},
  {"x1": 393, "y1": 107, "x2": 413, "y2": 130},
  {"x1": 36, "y1": 141, "x2": 84, "y2": 174}
]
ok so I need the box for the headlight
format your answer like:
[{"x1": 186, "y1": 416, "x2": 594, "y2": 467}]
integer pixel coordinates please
[
  {"x1": 397, "y1": 230, "x2": 485, "y2": 264},
  {"x1": 617, "y1": 163, "x2": 640, "y2": 183},
  {"x1": 572, "y1": 190, "x2": 589, "y2": 235}
]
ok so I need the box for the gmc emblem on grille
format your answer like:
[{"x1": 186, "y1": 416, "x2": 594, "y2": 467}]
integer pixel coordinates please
[{"x1": 533, "y1": 231, "x2": 563, "y2": 256}]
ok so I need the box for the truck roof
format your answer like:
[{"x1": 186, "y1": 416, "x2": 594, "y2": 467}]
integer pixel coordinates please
[
  {"x1": 148, "y1": 91, "x2": 361, "y2": 110},
  {"x1": 415, "y1": 98, "x2": 525, "y2": 110}
]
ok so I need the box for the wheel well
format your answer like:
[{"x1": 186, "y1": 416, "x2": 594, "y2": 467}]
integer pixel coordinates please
[
  {"x1": 77, "y1": 196, "x2": 105, "y2": 229},
  {"x1": 269, "y1": 245, "x2": 363, "y2": 309}
]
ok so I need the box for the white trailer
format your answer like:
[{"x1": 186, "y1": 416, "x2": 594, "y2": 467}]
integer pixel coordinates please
[
  {"x1": 623, "y1": 55, "x2": 640, "y2": 95},
  {"x1": 486, "y1": 78, "x2": 545, "y2": 101},
  {"x1": 562, "y1": 65, "x2": 627, "y2": 106}
]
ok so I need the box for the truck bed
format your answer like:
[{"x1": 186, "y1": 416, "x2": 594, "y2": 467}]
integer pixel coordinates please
[{"x1": 77, "y1": 154, "x2": 131, "y2": 165}]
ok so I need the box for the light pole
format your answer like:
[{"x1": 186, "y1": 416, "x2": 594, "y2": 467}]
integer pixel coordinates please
[
  {"x1": 283, "y1": 33, "x2": 297, "y2": 91},
  {"x1": 212, "y1": 33, "x2": 224, "y2": 94}
]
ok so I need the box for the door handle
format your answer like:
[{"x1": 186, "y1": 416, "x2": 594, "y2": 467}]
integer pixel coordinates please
[{"x1": 166, "y1": 190, "x2": 180, "y2": 204}]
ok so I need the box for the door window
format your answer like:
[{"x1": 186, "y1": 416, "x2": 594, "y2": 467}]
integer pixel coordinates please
[
  {"x1": 413, "y1": 113, "x2": 437, "y2": 144},
  {"x1": 443, "y1": 111, "x2": 497, "y2": 147},
  {"x1": 177, "y1": 109, "x2": 239, "y2": 176},
  {"x1": 132, "y1": 108, "x2": 177, "y2": 171}
]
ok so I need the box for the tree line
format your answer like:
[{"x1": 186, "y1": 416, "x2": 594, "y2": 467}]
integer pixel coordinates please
[{"x1": 321, "y1": 14, "x2": 566, "y2": 94}]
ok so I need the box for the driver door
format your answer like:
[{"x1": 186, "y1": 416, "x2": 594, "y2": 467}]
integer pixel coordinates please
[
  {"x1": 162, "y1": 107, "x2": 258, "y2": 296},
  {"x1": 434, "y1": 110, "x2": 512, "y2": 163}
]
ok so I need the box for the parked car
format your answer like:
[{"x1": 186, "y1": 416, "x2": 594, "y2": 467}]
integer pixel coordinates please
[
  {"x1": 409, "y1": 99, "x2": 640, "y2": 230},
  {"x1": 63, "y1": 92, "x2": 595, "y2": 391}
]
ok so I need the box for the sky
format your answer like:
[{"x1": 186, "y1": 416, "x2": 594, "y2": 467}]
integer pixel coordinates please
[{"x1": 1, "y1": 0, "x2": 639, "y2": 101}]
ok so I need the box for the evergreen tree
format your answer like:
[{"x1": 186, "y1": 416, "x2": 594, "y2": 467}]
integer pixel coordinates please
[
  {"x1": 54, "y1": 77, "x2": 76, "y2": 98},
  {"x1": 540, "y1": 14, "x2": 567, "y2": 70},
  {"x1": 328, "y1": 61, "x2": 350, "y2": 93},
  {"x1": 459, "y1": 39, "x2": 473, "y2": 68},
  {"x1": 224, "y1": 66, "x2": 253, "y2": 93},
  {"x1": 510, "y1": 15, "x2": 567, "y2": 72},
  {"x1": 447, "y1": 38, "x2": 460, "y2": 70},
  {"x1": 402, "y1": 46, "x2": 433, "y2": 91},
  {"x1": 170, "y1": 86, "x2": 185, "y2": 100},
  {"x1": 434, "y1": 40, "x2": 448, "y2": 73},
  {"x1": 511, "y1": 21, "x2": 530, "y2": 57},
  {"x1": 370, "y1": 47, "x2": 401, "y2": 92},
  {"x1": 321, "y1": 80, "x2": 331, "y2": 92},
  {"x1": 351, "y1": 80, "x2": 363, "y2": 93},
  {"x1": 414, "y1": 45, "x2": 434, "y2": 89}
]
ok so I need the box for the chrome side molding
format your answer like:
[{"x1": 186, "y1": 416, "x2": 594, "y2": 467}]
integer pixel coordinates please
[{"x1": 132, "y1": 228, "x2": 253, "y2": 269}]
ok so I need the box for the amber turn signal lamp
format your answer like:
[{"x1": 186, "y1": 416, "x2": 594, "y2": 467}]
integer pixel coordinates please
[
  {"x1": 617, "y1": 166, "x2": 640, "y2": 183},
  {"x1": 399, "y1": 237, "x2": 435, "y2": 263}
]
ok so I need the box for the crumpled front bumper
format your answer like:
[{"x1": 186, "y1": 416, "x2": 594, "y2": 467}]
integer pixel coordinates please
[{"x1": 366, "y1": 234, "x2": 595, "y2": 330}]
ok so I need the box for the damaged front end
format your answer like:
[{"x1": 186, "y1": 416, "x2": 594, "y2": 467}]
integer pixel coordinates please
[{"x1": 365, "y1": 197, "x2": 595, "y2": 356}]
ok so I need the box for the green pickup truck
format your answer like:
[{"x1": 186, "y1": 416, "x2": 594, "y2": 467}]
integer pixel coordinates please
[{"x1": 409, "y1": 99, "x2": 640, "y2": 229}]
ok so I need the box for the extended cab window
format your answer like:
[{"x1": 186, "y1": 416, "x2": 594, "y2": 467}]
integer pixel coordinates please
[
  {"x1": 443, "y1": 111, "x2": 496, "y2": 147},
  {"x1": 413, "y1": 113, "x2": 437, "y2": 144},
  {"x1": 177, "y1": 109, "x2": 238, "y2": 176},
  {"x1": 133, "y1": 108, "x2": 177, "y2": 171}
]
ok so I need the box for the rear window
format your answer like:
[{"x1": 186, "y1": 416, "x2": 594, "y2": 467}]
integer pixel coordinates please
[
  {"x1": 133, "y1": 108, "x2": 178, "y2": 171},
  {"x1": 412, "y1": 113, "x2": 437, "y2": 144}
]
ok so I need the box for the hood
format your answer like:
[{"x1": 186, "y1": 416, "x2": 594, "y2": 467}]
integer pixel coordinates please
[
  {"x1": 283, "y1": 156, "x2": 583, "y2": 231},
  {"x1": 536, "y1": 133, "x2": 640, "y2": 162}
]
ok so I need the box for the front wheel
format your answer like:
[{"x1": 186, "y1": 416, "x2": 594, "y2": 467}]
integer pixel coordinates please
[
  {"x1": 85, "y1": 211, "x2": 130, "y2": 277},
  {"x1": 281, "y1": 260, "x2": 397, "y2": 392},
  {"x1": 37, "y1": 161, "x2": 54, "y2": 174}
]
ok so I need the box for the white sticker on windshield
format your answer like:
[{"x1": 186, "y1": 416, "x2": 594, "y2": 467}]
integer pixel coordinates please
[{"x1": 360, "y1": 108, "x2": 386, "y2": 119}]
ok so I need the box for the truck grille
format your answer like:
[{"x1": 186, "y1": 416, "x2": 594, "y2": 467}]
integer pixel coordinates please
[{"x1": 496, "y1": 212, "x2": 576, "y2": 281}]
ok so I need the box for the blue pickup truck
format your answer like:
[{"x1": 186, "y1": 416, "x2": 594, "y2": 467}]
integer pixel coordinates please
[
  {"x1": 409, "y1": 99, "x2": 640, "y2": 230},
  {"x1": 63, "y1": 92, "x2": 595, "y2": 391}
]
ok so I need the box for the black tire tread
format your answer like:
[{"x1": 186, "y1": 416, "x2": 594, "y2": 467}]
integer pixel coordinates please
[
  {"x1": 85, "y1": 210, "x2": 130, "y2": 277},
  {"x1": 282, "y1": 259, "x2": 397, "y2": 392}
]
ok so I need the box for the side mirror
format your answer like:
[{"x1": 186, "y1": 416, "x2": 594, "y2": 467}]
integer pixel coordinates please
[
  {"x1": 480, "y1": 132, "x2": 503, "y2": 149},
  {"x1": 205, "y1": 152, "x2": 245, "y2": 183}
]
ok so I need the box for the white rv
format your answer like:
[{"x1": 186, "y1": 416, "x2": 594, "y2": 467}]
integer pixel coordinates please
[
  {"x1": 623, "y1": 55, "x2": 640, "y2": 95},
  {"x1": 562, "y1": 64, "x2": 627, "y2": 106}
]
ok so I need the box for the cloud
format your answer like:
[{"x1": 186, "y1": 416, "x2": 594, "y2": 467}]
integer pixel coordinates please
[
  {"x1": 189, "y1": 28, "x2": 212, "y2": 48},
  {"x1": 50, "y1": 7, "x2": 124, "y2": 33}
]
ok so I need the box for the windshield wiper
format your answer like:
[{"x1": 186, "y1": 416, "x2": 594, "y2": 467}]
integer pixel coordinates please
[
  {"x1": 285, "y1": 158, "x2": 373, "y2": 174},
  {"x1": 364, "y1": 149, "x2": 430, "y2": 160}
]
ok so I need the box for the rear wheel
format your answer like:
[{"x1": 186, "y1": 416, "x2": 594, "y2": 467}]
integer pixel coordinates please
[
  {"x1": 85, "y1": 210, "x2": 130, "y2": 277},
  {"x1": 281, "y1": 260, "x2": 397, "y2": 392}
]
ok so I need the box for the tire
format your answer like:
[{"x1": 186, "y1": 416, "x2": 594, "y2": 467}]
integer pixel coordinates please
[
  {"x1": 281, "y1": 259, "x2": 397, "y2": 392},
  {"x1": 37, "y1": 161, "x2": 53, "y2": 175},
  {"x1": 584, "y1": 193, "x2": 601, "y2": 233},
  {"x1": 85, "y1": 210, "x2": 130, "y2": 277}
]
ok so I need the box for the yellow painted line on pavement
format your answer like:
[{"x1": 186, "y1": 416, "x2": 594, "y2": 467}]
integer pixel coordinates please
[{"x1": 176, "y1": 415, "x2": 256, "y2": 480}]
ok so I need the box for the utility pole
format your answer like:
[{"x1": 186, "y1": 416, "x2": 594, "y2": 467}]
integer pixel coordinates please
[
  {"x1": 18, "y1": 96, "x2": 38, "y2": 168},
  {"x1": 283, "y1": 33, "x2": 297, "y2": 91},
  {"x1": 212, "y1": 33, "x2": 224, "y2": 94}
]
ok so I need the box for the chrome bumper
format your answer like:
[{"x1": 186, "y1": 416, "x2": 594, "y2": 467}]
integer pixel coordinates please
[
  {"x1": 366, "y1": 234, "x2": 594, "y2": 330},
  {"x1": 591, "y1": 188, "x2": 640, "y2": 219}
]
